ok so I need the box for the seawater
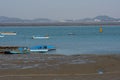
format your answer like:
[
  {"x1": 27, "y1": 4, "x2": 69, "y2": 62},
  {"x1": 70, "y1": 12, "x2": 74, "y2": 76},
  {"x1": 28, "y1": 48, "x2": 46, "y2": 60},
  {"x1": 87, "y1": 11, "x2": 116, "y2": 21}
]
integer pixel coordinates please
[{"x1": 0, "y1": 26, "x2": 120, "y2": 55}]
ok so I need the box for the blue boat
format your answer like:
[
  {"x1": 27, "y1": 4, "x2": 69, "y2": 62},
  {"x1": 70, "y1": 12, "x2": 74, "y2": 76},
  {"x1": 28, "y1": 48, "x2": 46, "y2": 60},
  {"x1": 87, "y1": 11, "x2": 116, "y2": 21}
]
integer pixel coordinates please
[{"x1": 30, "y1": 45, "x2": 56, "y2": 53}]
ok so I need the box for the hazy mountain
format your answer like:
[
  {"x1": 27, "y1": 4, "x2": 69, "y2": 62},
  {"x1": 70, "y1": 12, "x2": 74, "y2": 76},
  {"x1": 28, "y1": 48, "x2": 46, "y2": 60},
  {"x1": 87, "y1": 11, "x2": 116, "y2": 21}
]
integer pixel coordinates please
[
  {"x1": 0, "y1": 16, "x2": 23, "y2": 23},
  {"x1": 93, "y1": 15, "x2": 119, "y2": 22},
  {"x1": 0, "y1": 16, "x2": 54, "y2": 23},
  {"x1": 77, "y1": 15, "x2": 120, "y2": 22}
]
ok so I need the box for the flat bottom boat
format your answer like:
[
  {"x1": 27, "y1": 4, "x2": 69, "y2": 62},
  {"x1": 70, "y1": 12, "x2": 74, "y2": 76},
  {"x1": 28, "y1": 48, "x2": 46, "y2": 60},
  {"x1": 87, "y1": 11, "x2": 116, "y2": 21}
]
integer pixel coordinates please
[
  {"x1": 30, "y1": 45, "x2": 56, "y2": 53},
  {"x1": 32, "y1": 36, "x2": 49, "y2": 39}
]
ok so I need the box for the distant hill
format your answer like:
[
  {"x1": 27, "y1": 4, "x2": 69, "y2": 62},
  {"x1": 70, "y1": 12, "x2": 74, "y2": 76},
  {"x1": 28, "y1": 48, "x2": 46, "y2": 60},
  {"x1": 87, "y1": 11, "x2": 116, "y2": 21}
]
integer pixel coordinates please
[
  {"x1": 0, "y1": 16, "x2": 23, "y2": 23},
  {"x1": 0, "y1": 16, "x2": 54, "y2": 23},
  {"x1": 93, "y1": 15, "x2": 119, "y2": 22},
  {"x1": 77, "y1": 15, "x2": 120, "y2": 22}
]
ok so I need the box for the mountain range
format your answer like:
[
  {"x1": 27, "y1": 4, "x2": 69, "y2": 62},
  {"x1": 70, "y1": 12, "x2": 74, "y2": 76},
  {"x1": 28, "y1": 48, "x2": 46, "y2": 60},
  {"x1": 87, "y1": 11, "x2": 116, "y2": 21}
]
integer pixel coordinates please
[
  {"x1": 0, "y1": 16, "x2": 53, "y2": 23},
  {"x1": 0, "y1": 15, "x2": 120, "y2": 23}
]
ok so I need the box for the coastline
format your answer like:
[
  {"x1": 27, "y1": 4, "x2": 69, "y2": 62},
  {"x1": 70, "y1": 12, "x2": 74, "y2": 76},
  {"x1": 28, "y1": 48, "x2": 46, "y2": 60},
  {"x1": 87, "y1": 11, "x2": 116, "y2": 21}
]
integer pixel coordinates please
[
  {"x1": 0, "y1": 54, "x2": 120, "y2": 80},
  {"x1": 0, "y1": 22, "x2": 120, "y2": 26}
]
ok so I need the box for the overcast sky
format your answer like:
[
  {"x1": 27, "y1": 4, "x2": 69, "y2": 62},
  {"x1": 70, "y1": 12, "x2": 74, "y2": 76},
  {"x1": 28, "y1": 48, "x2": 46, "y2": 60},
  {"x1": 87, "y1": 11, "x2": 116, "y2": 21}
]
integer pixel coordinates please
[{"x1": 0, "y1": 0, "x2": 119, "y2": 20}]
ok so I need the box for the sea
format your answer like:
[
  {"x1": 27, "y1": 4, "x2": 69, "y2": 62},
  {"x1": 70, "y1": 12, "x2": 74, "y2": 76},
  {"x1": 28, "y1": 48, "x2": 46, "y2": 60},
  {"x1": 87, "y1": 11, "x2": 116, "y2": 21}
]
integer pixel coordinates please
[{"x1": 0, "y1": 25, "x2": 120, "y2": 55}]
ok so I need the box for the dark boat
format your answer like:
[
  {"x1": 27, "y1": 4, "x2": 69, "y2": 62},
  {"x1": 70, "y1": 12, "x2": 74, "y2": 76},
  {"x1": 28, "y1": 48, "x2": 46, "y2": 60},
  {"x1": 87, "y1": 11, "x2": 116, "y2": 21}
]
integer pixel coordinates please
[{"x1": 0, "y1": 46, "x2": 30, "y2": 54}]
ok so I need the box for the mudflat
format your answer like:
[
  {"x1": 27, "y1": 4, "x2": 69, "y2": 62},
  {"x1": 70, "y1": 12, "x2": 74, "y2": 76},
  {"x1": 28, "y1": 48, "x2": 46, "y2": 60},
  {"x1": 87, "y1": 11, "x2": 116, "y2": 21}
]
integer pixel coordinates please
[{"x1": 0, "y1": 54, "x2": 120, "y2": 80}]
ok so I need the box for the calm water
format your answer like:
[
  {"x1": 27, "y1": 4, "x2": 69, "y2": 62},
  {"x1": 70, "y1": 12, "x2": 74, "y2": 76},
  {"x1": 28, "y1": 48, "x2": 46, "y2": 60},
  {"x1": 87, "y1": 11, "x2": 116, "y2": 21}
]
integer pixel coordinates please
[{"x1": 0, "y1": 26, "x2": 120, "y2": 55}]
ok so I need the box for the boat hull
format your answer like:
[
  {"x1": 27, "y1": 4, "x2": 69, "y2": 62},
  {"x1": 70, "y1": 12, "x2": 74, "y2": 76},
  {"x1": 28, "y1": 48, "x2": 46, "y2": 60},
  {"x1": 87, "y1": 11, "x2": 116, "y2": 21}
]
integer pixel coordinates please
[
  {"x1": 30, "y1": 49, "x2": 48, "y2": 53},
  {"x1": 0, "y1": 32, "x2": 16, "y2": 35},
  {"x1": 30, "y1": 45, "x2": 56, "y2": 53},
  {"x1": 32, "y1": 36, "x2": 49, "y2": 39}
]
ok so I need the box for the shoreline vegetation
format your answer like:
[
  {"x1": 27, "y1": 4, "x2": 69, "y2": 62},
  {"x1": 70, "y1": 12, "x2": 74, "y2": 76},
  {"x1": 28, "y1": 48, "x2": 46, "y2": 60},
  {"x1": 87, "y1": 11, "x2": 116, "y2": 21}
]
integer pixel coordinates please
[
  {"x1": 0, "y1": 54, "x2": 120, "y2": 80},
  {"x1": 0, "y1": 22, "x2": 120, "y2": 26}
]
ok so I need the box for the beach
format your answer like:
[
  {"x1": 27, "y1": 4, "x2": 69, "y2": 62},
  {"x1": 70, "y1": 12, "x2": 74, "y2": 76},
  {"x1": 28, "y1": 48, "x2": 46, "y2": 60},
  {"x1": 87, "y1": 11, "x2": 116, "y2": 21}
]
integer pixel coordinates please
[{"x1": 0, "y1": 54, "x2": 120, "y2": 80}]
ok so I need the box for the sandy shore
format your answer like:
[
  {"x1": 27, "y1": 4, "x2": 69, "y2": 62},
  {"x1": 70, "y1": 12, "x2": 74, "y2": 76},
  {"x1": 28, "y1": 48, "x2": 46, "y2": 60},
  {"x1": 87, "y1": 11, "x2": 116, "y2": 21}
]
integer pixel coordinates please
[{"x1": 0, "y1": 54, "x2": 120, "y2": 80}]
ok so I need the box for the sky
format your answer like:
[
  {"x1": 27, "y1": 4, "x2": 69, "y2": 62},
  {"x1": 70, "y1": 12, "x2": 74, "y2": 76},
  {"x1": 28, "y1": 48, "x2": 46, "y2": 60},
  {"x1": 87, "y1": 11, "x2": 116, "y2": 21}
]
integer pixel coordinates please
[{"x1": 0, "y1": 0, "x2": 120, "y2": 20}]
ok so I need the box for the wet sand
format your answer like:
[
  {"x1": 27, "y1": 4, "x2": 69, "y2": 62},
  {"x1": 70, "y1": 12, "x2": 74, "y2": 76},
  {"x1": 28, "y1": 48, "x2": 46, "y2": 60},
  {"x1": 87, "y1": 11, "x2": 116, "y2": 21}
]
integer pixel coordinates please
[{"x1": 0, "y1": 54, "x2": 120, "y2": 80}]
